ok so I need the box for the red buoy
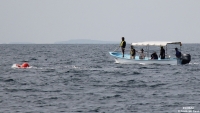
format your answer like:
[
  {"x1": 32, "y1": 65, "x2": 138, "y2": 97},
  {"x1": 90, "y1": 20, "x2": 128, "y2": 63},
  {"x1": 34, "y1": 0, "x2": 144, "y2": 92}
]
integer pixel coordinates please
[{"x1": 21, "y1": 62, "x2": 29, "y2": 68}]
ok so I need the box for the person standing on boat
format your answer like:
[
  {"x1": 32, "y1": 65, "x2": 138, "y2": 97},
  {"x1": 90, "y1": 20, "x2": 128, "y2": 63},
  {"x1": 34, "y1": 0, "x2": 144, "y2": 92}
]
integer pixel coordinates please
[
  {"x1": 120, "y1": 37, "x2": 126, "y2": 57},
  {"x1": 139, "y1": 49, "x2": 145, "y2": 59},
  {"x1": 130, "y1": 45, "x2": 136, "y2": 59},
  {"x1": 175, "y1": 48, "x2": 181, "y2": 58},
  {"x1": 159, "y1": 46, "x2": 165, "y2": 59}
]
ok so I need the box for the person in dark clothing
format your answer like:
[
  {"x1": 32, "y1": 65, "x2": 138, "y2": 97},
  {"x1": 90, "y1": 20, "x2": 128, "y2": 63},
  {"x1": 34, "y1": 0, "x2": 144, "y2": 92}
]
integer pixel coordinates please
[
  {"x1": 151, "y1": 52, "x2": 158, "y2": 59},
  {"x1": 130, "y1": 45, "x2": 136, "y2": 59},
  {"x1": 159, "y1": 46, "x2": 165, "y2": 59},
  {"x1": 120, "y1": 37, "x2": 126, "y2": 57},
  {"x1": 175, "y1": 48, "x2": 181, "y2": 58}
]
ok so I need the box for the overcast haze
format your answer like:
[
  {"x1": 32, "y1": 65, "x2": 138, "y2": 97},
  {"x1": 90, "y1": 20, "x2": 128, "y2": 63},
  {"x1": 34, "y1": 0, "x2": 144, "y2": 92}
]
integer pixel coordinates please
[{"x1": 0, "y1": 0, "x2": 200, "y2": 44}]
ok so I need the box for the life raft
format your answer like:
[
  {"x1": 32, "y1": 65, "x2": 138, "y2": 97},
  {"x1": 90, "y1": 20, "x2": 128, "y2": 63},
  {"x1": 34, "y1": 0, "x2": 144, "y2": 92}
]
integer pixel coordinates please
[{"x1": 16, "y1": 62, "x2": 30, "y2": 68}]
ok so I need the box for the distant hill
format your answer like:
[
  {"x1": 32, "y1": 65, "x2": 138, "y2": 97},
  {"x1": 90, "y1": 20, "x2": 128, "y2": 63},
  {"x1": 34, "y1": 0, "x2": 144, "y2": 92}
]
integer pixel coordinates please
[{"x1": 54, "y1": 39, "x2": 118, "y2": 44}]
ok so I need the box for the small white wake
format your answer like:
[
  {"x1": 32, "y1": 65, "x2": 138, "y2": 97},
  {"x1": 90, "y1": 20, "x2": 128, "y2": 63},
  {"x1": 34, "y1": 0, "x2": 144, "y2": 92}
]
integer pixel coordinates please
[{"x1": 189, "y1": 62, "x2": 199, "y2": 65}]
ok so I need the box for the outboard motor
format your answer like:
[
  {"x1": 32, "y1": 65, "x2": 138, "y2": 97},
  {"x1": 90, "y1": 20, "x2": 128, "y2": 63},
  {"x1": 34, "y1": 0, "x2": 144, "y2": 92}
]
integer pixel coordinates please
[{"x1": 181, "y1": 54, "x2": 191, "y2": 64}]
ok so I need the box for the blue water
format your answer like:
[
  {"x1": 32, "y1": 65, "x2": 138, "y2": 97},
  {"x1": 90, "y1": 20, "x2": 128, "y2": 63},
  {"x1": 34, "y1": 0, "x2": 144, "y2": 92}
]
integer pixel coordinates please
[{"x1": 0, "y1": 44, "x2": 200, "y2": 113}]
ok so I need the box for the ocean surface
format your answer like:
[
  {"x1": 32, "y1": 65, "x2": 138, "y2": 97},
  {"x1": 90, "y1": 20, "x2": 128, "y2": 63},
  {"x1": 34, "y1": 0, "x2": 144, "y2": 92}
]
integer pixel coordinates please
[{"x1": 0, "y1": 44, "x2": 200, "y2": 113}]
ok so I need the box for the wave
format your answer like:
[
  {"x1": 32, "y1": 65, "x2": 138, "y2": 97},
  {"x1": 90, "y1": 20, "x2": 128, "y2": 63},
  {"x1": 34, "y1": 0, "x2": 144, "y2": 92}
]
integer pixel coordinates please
[
  {"x1": 191, "y1": 63, "x2": 199, "y2": 65},
  {"x1": 65, "y1": 65, "x2": 122, "y2": 72}
]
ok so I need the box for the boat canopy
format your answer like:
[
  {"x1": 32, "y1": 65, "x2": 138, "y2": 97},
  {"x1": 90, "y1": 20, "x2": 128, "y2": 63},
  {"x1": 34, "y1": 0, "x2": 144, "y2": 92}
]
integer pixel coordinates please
[{"x1": 131, "y1": 41, "x2": 182, "y2": 46}]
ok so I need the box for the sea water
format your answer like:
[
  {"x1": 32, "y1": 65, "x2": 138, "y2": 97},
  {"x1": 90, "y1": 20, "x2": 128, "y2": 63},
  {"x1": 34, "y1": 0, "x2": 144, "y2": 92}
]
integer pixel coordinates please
[{"x1": 0, "y1": 44, "x2": 200, "y2": 113}]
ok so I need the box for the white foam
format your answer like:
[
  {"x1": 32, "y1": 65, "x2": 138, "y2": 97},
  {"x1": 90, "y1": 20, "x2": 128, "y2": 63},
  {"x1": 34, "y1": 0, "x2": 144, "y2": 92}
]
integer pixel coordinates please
[
  {"x1": 11, "y1": 64, "x2": 18, "y2": 68},
  {"x1": 72, "y1": 65, "x2": 79, "y2": 69}
]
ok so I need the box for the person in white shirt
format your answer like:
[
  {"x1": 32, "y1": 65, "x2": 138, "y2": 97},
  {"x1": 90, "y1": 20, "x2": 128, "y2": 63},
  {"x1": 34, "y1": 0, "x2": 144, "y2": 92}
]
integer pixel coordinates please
[{"x1": 139, "y1": 49, "x2": 145, "y2": 59}]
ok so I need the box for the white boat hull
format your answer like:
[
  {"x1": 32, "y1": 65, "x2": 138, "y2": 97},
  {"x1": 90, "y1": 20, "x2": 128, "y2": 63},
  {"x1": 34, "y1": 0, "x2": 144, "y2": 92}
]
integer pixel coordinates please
[
  {"x1": 109, "y1": 52, "x2": 178, "y2": 65},
  {"x1": 114, "y1": 58, "x2": 178, "y2": 65}
]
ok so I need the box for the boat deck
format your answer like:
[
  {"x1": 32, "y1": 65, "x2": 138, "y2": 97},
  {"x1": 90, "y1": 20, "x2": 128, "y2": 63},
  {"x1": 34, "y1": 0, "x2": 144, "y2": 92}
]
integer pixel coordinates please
[{"x1": 109, "y1": 52, "x2": 176, "y2": 60}]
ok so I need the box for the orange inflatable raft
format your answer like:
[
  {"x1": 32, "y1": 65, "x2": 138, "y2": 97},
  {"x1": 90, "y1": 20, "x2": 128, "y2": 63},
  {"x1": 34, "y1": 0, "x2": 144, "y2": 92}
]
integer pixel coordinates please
[{"x1": 16, "y1": 62, "x2": 30, "y2": 68}]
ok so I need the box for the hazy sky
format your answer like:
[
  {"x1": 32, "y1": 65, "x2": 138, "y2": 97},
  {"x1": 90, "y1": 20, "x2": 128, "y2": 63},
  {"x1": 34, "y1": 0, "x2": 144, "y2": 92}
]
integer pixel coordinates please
[{"x1": 0, "y1": 0, "x2": 200, "y2": 44}]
